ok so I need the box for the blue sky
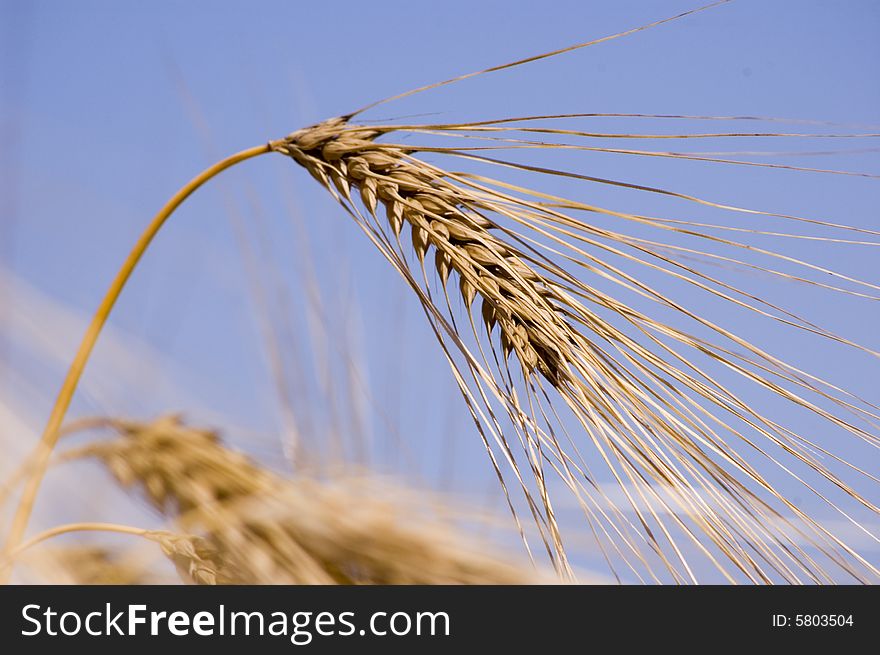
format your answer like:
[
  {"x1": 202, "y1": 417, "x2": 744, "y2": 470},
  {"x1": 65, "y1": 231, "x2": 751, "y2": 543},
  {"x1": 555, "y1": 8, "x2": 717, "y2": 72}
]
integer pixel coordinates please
[{"x1": 2, "y1": 0, "x2": 879, "y2": 582}]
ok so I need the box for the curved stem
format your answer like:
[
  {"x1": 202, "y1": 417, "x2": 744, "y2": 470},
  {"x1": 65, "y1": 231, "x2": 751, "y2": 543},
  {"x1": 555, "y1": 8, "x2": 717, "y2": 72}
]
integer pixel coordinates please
[
  {"x1": 1, "y1": 143, "x2": 274, "y2": 582},
  {"x1": 0, "y1": 417, "x2": 119, "y2": 512},
  {"x1": 0, "y1": 522, "x2": 150, "y2": 572}
]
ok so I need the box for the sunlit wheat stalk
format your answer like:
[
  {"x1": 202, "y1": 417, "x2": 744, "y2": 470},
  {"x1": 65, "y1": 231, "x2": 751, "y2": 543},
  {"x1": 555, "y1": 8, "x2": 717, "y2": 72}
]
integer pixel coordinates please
[
  {"x1": 0, "y1": 520, "x2": 218, "y2": 583},
  {"x1": 4, "y1": 1, "x2": 878, "y2": 583}
]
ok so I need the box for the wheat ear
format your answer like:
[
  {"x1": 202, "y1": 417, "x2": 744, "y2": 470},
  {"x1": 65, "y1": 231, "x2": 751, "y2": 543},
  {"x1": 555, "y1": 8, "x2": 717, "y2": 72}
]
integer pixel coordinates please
[
  {"x1": 5, "y1": 1, "x2": 878, "y2": 584},
  {"x1": 69, "y1": 415, "x2": 543, "y2": 584},
  {"x1": 268, "y1": 113, "x2": 880, "y2": 583}
]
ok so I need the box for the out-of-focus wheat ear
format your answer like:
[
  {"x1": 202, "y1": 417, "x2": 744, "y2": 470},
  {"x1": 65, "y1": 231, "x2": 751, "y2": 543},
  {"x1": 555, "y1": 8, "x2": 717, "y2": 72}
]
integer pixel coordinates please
[
  {"x1": 70, "y1": 416, "x2": 551, "y2": 585},
  {"x1": 146, "y1": 531, "x2": 232, "y2": 585},
  {"x1": 73, "y1": 414, "x2": 271, "y2": 514}
]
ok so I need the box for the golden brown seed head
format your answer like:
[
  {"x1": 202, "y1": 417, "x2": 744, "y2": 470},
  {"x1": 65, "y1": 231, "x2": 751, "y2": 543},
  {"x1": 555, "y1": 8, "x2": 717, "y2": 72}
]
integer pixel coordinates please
[{"x1": 277, "y1": 117, "x2": 576, "y2": 384}]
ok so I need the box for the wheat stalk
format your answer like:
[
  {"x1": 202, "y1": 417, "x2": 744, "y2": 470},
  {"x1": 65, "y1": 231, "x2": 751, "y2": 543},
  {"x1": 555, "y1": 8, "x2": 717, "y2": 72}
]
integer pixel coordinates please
[
  {"x1": 0, "y1": 519, "x2": 219, "y2": 584},
  {"x1": 4, "y1": 1, "x2": 878, "y2": 584}
]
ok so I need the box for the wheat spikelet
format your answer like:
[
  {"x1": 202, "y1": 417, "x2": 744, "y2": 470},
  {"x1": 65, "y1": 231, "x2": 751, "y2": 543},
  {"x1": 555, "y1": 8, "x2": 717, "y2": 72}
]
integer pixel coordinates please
[
  {"x1": 148, "y1": 531, "x2": 230, "y2": 585},
  {"x1": 75, "y1": 415, "x2": 540, "y2": 585}
]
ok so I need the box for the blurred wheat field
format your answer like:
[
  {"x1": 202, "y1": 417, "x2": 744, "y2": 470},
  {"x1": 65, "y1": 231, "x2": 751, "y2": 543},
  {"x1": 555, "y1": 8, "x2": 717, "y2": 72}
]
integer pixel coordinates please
[{"x1": 1, "y1": 1, "x2": 878, "y2": 584}]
